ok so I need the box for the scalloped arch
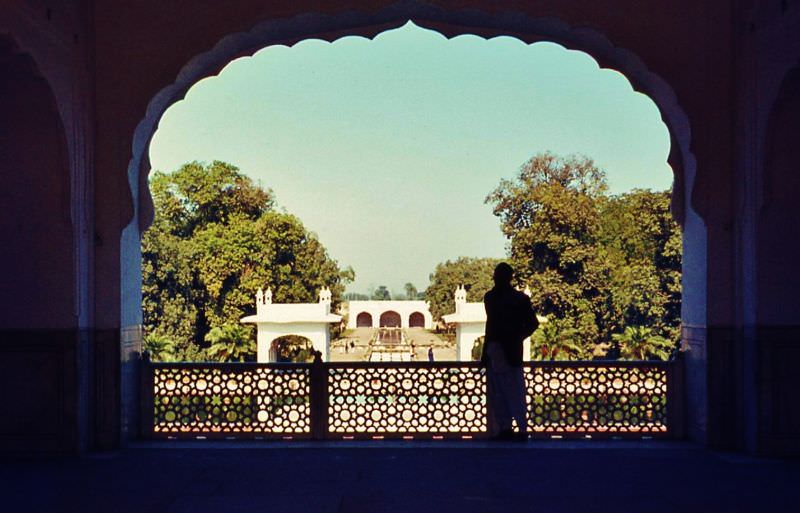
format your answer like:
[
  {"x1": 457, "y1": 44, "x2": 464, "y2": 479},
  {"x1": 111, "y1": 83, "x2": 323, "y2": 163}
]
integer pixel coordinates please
[{"x1": 128, "y1": 2, "x2": 696, "y2": 231}]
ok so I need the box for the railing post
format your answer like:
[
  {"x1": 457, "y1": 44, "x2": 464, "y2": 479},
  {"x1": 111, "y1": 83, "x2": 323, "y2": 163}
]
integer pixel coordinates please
[
  {"x1": 310, "y1": 351, "x2": 328, "y2": 440},
  {"x1": 484, "y1": 365, "x2": 495, "y2": 438},
  {"x1": 667, "y1": 355, "x2": 686, "y2": 439},
  {"x1": 139, "y1": 351, "x2": 155, "y2": 439}
]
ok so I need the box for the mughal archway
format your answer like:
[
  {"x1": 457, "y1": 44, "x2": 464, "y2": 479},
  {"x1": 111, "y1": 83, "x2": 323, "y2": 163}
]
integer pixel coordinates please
[
  {"x1": 347, "y1": 301, "x2": 432, "y2": 329},
  {"x1": 124, "y1": 6, "x2": 704, "y2": 331},
  {"x1": 379, "y1": 311, "x2": 402, "y2": 328},
  {"x1": 0, "y1": 36, "x2": 79, "y2": 450},
  {"x1": 270, "y1": 335, "x2": 314, "y2": 362},
  {"x1": 756, "y1": 65, "x2": 800, "y2": 451},
  {"x1": 409, "y1": 312, "x2": 425, "y2": 328},
  {"x1": 0, "y1": 36, "x2": 74, "y2": 330},
  {"x1": 356, "y1": 312, "x2": 373, "y2": 327},
  {"x1": 6, "y1": 0, "x2": 800, "y2": 456},
  {"x1": 123, "y1": 3, "x2": 706, "y2": 444},
  {"x1": 758, "y1": 65, "x2": 800, "y2": 325}
]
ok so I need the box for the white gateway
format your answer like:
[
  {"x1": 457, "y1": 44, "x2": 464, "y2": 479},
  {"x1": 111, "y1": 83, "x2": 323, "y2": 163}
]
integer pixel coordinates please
[{"x1": 345, "y1": 300, "x2": 433, "y2": 329}]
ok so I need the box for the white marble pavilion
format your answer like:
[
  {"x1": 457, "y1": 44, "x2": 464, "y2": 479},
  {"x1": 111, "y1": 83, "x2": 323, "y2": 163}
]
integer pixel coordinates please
[
  {"x1": 442, "y1": 285, "x2": 546, "y2": 361},
  {"x1": 241, "y1": 287, "x2": 342, "y2": 362}
]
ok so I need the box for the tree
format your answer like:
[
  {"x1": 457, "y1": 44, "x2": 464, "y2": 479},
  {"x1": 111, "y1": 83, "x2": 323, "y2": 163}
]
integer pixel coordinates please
[
  {"x1": 404, "y1": 283, "x2": 418, "y2": 300},
  {"x1": 485, "y1": 152, "x2": 612, "y2": 345},
  {"x1": 425, "y1": 257, "x2": 501, "y2": 323},
  {"x1": 530, "y1": 319, "x2": 586, "y2": 360},
  {"x1": 599, "y1": 189, "x2": 681, "y2": 342},
  {"x1": 611, "y1": 326, "x2": 674, "y2": 361},
  {"x1": 371, "y1": 285, "x2": 391, "y2": 300},
  {"x1": 485, "y1": 152, "x2": 682, "y2": 358},
  {"x1": 205, "y1": 324, "x2": 255, "y2": 362},
  {"x1": 143, "y1": 332, "x2": 175, "y2": 362},
  {"x1": 142, "y1": 161, "x2": 354, "y2": 361},
  {"x1": 343, "y1": 292, "x2": 369, "y2": 300}
]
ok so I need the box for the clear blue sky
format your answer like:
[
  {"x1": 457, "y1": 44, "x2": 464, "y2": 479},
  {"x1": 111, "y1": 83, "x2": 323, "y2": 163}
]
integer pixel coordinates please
[{"x1": 149, "y1": 22, "x2": 672, "y2": 296}]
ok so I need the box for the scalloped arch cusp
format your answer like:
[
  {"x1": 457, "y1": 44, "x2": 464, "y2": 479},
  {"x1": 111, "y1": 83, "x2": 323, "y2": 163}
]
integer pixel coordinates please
[{"x1": 130, "y1": 3, "x2": 695, "y2": 231}]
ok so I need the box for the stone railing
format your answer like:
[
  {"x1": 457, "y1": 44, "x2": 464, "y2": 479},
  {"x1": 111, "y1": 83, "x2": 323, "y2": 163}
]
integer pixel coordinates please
[{"x1": 140, "y1": 359, "x2": 684, "y2": 439}]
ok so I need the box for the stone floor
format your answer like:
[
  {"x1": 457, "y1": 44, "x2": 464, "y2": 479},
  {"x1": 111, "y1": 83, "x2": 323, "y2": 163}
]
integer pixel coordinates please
[{"x1": 2, "y1": 441, "x2": 799, "y2": 513}]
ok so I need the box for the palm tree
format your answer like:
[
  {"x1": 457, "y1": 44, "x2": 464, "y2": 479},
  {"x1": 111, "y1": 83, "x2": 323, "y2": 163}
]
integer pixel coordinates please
[
  {"x1": 205, "y1": 324, "x2": 255, "y2": 362},
  {"x1": 143, "y1": 333, "x2": 175, "y2": 362},
  {"x1": 612, "y1": 326, "x2": 674, "y2": 360},
  {"x1": 530, "y1": 320, "x2": 585, "y2": 360}
]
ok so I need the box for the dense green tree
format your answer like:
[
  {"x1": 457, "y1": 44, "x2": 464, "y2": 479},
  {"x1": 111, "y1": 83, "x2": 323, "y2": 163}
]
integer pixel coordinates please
[
  {"x1": 426, "y1": 257, "x2": 502, "y2": 323},
  {"x1": 343, "y1": 292, "x2": 369, "y2": 300},
  {"x1": 404, "y1": 283, "x2": 418, "y2": 300},
  {"x1": 205, "y1": 324, "x2": 255, "y2": 362},
  {"x1": 599, "y1": 189, "x2": 681, "y2": 342},
  {"x1": 142, "y1": 161, "x2": 353, "y2": 361},
  {"x1": 485, "y1": 152, "x2": 612, "y2": 344},
  {"x1": 143, "y1": 332, "x2": 176, "y2": 362},
  {"x1": 612, "y1": 326, "x2": 674, "y2": 360},
  {"x1": 484, "y1": 152, "x2": 681, "y2": 359},
  {"x1": 530, "y1": 319, "x2": 585, "y2": 360},
  {"x1": 141, "y1": 221, "x2": 198, "y2": 357},
  {"x1": 371, "y1": 285, "x2": 391, "y2": 300}
]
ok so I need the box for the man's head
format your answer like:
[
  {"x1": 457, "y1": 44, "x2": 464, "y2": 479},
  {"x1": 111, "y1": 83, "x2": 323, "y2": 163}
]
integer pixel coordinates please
[{"x1": 493, "y1": 262, "x2": 514, "y2": 286}]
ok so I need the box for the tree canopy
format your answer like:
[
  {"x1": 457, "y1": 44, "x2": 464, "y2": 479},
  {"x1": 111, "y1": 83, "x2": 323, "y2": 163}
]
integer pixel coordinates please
[
  {"x1": 142, "y1": 161, "x2": 353, "y2": 361},
  {"x1": 426, "y1": 257, "x2": 502, "y2": 323},
  {"x1": 483, "y1": 152, "x2": 681, "y2": 359},
  {"x1": 370, "y1": 285, "x2": 391, "y2": 300}
]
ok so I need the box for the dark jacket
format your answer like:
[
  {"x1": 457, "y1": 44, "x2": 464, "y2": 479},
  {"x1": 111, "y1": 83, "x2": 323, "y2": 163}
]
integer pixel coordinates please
[{"x1": 481, "y1": 285, "x2": 538, "y2": 367}]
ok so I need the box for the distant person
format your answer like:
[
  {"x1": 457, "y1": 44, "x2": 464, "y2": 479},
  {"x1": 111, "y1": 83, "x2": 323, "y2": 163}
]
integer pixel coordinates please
[
  {"x1": 482, "y1": 262, "x2": 538, "y2": 441},
  {"x1": 428, "y1": 346, "x2": 434, "y2": 362}
]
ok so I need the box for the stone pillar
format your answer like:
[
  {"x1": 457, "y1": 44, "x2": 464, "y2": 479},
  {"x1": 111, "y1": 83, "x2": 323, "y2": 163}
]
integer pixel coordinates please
[
  {"x1": 310, "y1": 325, "x2": 330, "y2": 363},
  {"x1": 456, "y1": 325, "x2": 468, "y2": 361},
  {"x1": 456, "y1": 323, "x2": 485, "y2": 361}
]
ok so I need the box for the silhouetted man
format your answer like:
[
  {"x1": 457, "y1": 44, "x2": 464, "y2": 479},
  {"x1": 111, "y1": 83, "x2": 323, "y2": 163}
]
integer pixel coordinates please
[{"x1": 482, "y1": 262, "x2": 538, "y2": 441}]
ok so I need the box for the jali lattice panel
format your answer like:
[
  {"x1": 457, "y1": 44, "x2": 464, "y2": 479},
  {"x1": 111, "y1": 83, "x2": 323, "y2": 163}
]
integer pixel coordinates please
[
  {"x1": 152, "y1": 364, "x2": 311, "y2": 437},
  {"x1": 524, "y1": 364, "x2": 669, "y2": 436},
  {"x1": 327, "y1": 364, "x2": 486, "y2": 437}
]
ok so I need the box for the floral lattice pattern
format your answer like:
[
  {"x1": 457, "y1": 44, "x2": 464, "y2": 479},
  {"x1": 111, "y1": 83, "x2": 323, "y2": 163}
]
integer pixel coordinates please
[
  {"x1": 524, "y1": 364, "x2": 668, "y2": 434},
  {"x1": 152, "y1": 365, "x2": 310, "y2": 435},
  {"x1": 327, "y1": 365, "x2": 487, "y2": 435}
]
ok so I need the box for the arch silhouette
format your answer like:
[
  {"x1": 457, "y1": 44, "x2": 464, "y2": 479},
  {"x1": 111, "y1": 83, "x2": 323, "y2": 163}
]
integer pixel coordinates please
[
  {"x1": 379, "y1": 311, "x2": 402, "y2": 328},
  {"x1": 758, "y1": 65, "x2": 800, "y2": 325},
  {"x1": 127, "y1": 3, "x2": 697, "y2": 234},
  {"x1": 408, "y1": 312, "x2": 425, "y2": 328},
  {"x1": 124, "y1": 4, "x2": 705, "y2": 399},
  {"x1": 356, "y1": 311, "x2": 373, "y2": 328},
  {"x1": 0, "y1": 36, "x2": 74, "y2": 329}
]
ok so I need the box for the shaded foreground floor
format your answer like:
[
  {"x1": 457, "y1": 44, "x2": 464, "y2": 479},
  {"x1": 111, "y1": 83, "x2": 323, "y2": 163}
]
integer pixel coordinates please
[{"x1": 2, "y1": 441, "x2": 799, "y2": 513}]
